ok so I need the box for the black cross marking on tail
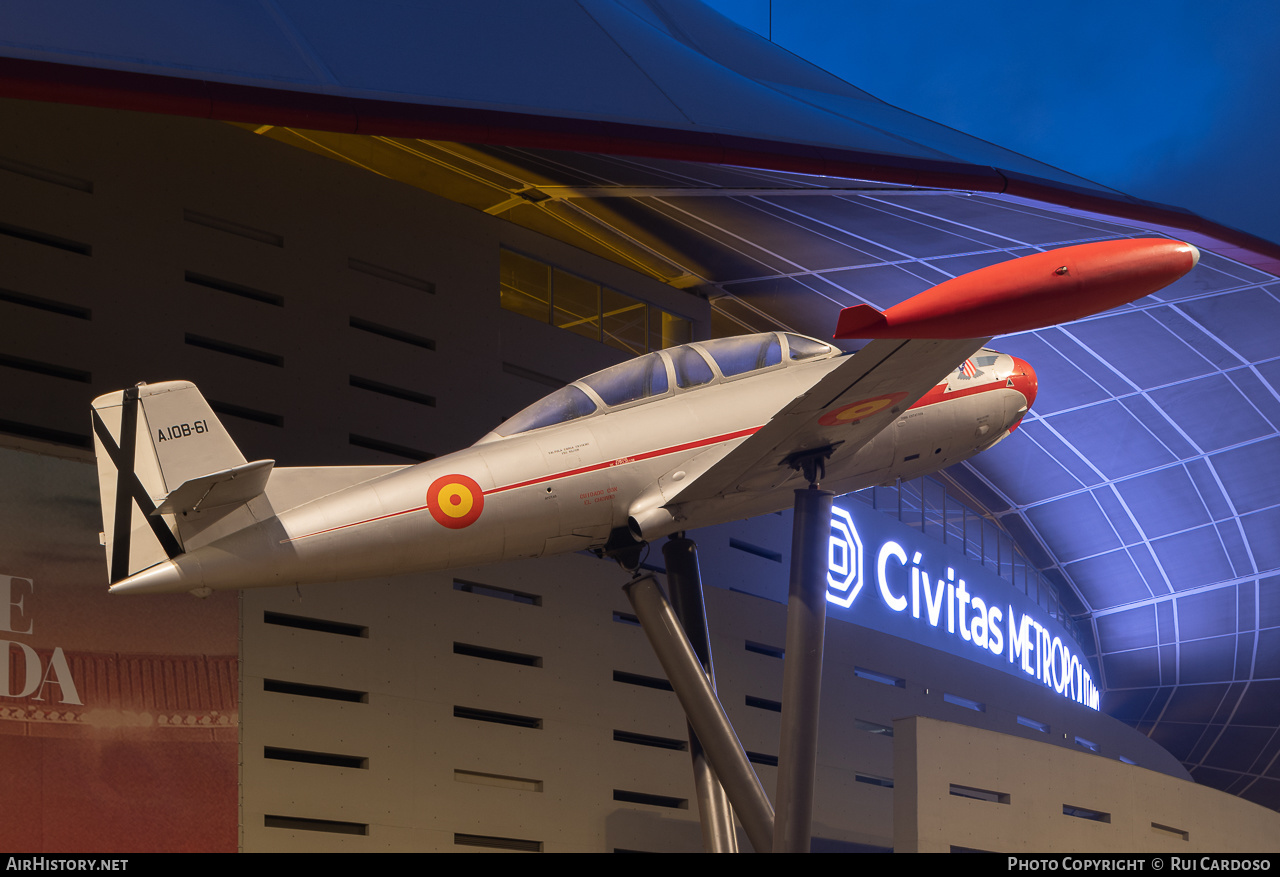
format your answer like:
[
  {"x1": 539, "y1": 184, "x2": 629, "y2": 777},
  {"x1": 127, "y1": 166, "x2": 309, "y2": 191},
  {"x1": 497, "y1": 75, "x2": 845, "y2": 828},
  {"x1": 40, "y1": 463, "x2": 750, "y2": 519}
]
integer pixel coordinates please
[{"x1": 91, "y1": 387, "x2": 182, "y2": 583}]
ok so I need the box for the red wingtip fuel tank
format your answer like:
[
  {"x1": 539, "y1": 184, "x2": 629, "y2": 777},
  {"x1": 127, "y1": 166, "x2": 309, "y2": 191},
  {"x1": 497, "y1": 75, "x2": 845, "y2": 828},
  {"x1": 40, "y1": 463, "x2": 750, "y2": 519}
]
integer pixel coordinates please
[{"x1": 834, "y1": 238, "x2": 1200, "y2": 339}]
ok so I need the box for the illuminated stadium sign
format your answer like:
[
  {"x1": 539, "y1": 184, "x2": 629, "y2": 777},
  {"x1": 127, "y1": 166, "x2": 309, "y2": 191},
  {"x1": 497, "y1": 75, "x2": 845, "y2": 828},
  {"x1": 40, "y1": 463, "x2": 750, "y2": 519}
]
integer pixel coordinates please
[{"x1": 826, "y1": 503, "x2": 1099, "y2": 711}]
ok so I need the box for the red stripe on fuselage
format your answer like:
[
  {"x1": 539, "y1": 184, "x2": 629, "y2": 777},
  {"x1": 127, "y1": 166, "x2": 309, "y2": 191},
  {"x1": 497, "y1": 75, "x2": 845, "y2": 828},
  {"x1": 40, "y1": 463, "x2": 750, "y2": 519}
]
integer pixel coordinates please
[
  {"x1": 281, "y1": 426, "x2": 761, "y2": 543},
  {"x1": 279, "y1": 503, "x2": 434, "y2": 543},
  {"x1": 484, "y1": 426, "x2": 761, "y2": 496},
  {"x1": 281, "y1": 381, "x2": 1009, "y2": 544}
]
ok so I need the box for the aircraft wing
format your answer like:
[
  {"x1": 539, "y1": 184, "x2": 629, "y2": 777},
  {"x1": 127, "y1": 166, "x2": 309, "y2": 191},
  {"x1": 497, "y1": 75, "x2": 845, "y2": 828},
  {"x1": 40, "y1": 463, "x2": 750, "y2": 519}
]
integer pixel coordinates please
[{"x1": 664, "y1": 337, "x2": 989, "y2": 506}]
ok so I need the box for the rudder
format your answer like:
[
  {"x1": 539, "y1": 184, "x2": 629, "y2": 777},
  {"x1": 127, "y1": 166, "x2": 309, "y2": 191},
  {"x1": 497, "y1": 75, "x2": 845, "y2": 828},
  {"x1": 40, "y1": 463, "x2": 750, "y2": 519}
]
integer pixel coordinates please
[{"x1": 91, "y1": 381, "x2": 260, "y2": 584}]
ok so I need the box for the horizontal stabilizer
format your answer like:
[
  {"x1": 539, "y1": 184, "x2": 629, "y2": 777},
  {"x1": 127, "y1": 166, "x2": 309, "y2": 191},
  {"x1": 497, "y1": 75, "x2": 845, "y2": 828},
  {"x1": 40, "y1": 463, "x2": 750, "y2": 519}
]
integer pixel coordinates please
[{"x1": 153, "y1": 459, "x2": 275, "y2": 516}]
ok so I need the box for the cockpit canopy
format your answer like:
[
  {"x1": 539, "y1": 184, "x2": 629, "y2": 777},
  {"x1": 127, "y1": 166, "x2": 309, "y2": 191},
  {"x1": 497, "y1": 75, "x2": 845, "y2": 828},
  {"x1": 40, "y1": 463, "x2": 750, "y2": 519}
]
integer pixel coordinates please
[{"x1": 483, "y1": 332, "x2": 837, "y2": 440}]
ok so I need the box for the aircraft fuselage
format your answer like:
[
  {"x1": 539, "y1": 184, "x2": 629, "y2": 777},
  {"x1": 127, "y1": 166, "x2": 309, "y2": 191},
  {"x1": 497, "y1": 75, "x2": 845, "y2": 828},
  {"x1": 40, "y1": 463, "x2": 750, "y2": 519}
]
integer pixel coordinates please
[{"x1": 111, "y1": 344, "x2": 1034, "y2": 594}]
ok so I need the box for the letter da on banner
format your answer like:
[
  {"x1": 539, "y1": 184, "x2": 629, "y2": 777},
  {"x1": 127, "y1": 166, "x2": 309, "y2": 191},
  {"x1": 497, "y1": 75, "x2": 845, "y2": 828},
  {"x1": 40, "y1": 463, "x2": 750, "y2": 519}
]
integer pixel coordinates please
[{"x1": 0, "y1": 574, "x2": 82, "y2": 705}]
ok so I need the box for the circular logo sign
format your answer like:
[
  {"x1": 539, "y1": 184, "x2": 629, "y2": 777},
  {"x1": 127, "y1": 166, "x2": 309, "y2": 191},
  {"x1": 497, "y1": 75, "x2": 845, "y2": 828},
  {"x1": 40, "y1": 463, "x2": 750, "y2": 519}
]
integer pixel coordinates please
[
  {"x1": 427, "y1": 474, "x2": 485, "y2": 529},
  {"x1": 818, "y1": 392, "x2": 908, "y2": 427}
]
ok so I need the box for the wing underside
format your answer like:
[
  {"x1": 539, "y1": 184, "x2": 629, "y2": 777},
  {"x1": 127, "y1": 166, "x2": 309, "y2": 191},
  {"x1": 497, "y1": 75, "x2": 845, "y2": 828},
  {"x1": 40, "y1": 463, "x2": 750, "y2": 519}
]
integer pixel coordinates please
[{"x1": 664, "y1": 336, "x2": 990, "y2": 507}]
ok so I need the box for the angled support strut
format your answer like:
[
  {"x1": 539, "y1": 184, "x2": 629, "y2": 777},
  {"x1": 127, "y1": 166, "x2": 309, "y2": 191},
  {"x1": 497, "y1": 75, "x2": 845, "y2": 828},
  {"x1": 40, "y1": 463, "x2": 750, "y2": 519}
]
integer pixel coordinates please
[
  {"x1": 623, "y1": 574, "x2": 775, "y2": 853},
  {"x1": 664, "y1": 535, "x2": 738, "y2": 853}
]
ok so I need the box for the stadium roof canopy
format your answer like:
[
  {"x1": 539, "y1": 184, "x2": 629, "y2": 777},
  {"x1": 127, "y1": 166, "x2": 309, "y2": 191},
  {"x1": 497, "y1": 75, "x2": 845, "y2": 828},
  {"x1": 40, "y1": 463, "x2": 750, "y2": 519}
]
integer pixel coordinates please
[{"x1": 5, "y1": 0, "x2": 1280, "y2": 807}]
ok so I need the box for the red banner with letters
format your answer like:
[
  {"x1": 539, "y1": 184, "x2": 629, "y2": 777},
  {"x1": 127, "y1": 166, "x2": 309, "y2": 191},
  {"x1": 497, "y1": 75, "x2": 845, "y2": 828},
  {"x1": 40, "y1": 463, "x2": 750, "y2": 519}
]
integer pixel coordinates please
[{"x1": 0, "y1": 444, "x2": 237, "y2": 852}]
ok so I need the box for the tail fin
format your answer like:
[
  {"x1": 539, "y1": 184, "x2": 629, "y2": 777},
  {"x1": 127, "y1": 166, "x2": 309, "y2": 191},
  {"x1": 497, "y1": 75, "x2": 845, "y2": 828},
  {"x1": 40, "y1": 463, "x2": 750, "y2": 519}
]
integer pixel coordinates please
[{"x1": 91, "y1": 381, "x2": 272, "y2": 585}]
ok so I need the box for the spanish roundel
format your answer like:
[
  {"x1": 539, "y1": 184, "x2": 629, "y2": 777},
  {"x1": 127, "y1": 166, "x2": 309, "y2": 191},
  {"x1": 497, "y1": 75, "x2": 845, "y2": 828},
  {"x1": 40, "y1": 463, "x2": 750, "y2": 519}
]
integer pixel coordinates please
[
  {"x1": 428, "y1": 474, "x2": 485, "y2": 529},
  {"x1": 817, "y1": 392, "x2": 908, "y2": 427}
]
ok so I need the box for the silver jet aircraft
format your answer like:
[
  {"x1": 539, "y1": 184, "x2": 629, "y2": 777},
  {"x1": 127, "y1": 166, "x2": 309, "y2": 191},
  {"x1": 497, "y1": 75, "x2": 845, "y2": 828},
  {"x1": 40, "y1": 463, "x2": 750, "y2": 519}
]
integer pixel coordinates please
[
  {"x1": 91, "y1": 238, "x2": 1199, "y2": 596},
  {"x1": 93, "y1": 334, "x2": 1030, "y2": 596}
]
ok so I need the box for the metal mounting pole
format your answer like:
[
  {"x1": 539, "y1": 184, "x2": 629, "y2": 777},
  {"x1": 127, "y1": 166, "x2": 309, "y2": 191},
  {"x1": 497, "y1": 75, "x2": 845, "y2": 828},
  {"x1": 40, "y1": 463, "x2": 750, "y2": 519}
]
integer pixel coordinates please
[
  {"x1": 773, "y1": 479, "x2": 835, "y2": 853},
  {"x1": 664, "y1": 535, "x2": 738, "y2": 853},
  {"x1": 623, "y1": 574, "x2": 775, "y2": 853}
]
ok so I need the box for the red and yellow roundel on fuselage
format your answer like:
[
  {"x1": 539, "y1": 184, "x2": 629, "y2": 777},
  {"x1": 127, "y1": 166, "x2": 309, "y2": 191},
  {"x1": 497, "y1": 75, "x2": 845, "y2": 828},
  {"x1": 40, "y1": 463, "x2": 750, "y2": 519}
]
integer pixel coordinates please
[
  {"x1": 818, "y1": 392, "x2": 908, "y2": 427},
  {"x1": 428, "y1": 474, "x2": 485, "y2": 529}
]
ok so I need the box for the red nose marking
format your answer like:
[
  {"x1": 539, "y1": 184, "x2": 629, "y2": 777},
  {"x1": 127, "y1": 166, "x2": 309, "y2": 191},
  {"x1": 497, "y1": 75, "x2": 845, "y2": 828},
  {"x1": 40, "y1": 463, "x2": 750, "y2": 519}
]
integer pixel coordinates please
[{"x1": 1010, "y1": 357, "x2": 1038, "y2": 410}]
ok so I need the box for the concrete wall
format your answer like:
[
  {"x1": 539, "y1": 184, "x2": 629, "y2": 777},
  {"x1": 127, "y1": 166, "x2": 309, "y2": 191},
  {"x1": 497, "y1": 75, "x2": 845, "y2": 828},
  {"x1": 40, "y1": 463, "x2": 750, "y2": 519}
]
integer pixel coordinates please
[
  {"x1": 895, "y1": 716, "x2": 1280, "y2": 853},
  {"x1": 0, "y1": 97, "x2": 704, "y2": 467},
  {"x1": 239, "y1": 548, "x2": 1203, "y2": 852}
]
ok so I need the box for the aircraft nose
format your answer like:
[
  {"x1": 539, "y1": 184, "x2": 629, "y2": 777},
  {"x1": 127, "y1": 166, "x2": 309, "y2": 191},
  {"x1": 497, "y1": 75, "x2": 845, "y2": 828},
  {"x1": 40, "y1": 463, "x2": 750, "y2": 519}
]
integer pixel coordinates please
[{"x1": 1010, "y1": 356, "x2": 1037, "y2": 410}]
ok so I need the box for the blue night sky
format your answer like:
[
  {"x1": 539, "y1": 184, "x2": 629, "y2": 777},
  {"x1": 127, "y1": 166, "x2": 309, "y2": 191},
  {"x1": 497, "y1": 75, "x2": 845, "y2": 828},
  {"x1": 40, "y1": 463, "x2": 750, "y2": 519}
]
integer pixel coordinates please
[{"x1": 703, "y1": 1, "x2": 1280, "y2": 246}]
